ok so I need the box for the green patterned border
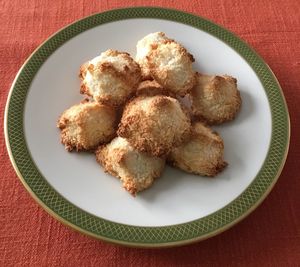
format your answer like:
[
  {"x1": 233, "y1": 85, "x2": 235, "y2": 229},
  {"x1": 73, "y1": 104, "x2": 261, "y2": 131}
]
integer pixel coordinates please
[{"x1": 4, "y1": 7, "x2": 290, "y2": 247}]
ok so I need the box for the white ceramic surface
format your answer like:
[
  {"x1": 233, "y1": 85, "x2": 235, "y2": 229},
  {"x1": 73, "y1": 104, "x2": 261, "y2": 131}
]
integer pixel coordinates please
[{"x1": 24, "y1": 18, "x2": 272, "y2": 227}]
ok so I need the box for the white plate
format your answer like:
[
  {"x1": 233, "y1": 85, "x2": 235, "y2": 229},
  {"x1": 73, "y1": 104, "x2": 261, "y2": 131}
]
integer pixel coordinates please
[{"x1": 5, "y1": 8, "x2": 289, "y2": 247}]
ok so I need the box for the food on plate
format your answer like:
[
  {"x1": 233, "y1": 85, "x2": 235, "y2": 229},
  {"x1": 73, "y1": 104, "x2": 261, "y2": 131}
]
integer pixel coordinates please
[
  {"x1": 57, "y1": 100, "x2": 117, "y2": 151},
  {"x1": 136, "y1": 80, "x2": 169, "y2": 96},
  {"x1": 168, "y1": 122, "x2": 227, "y2": 176},
  {"x1": 118, "y1": 95, "x2": 191, "y2": 157},
  {"x1": 190, "y1": 73, "x2": 242, "y2": 124},
  {"x1": 135, "y1": 32, "x2": 169, "y2": 79},
  {"x1": 96, "y1": 137, "x2": 165, "y2": 195},
  {"x1": 147, "y1": 39, "x2": 196, "y2": 96},
  {"x1": 57, "y1": 31, "x2": 243, "y2": 195},
  {"x1": 79, "y1": 49, "x2": 141, "y2": 106}
]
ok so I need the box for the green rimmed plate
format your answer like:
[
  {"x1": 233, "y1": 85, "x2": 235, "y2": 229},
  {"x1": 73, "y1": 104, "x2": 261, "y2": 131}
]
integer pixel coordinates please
[{"x1": 4, "y1": 7, "x2": 290, "y2": 247}]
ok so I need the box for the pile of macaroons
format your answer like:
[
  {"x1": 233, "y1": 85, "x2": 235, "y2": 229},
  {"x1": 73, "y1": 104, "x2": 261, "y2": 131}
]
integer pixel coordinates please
[{"x1": 57, "y1": 32, "x2": 242, "y2": 196}]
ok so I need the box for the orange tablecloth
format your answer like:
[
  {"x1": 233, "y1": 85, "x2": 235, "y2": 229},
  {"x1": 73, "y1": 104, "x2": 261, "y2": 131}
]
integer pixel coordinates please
[{"x1": 1, "y1": 1, "x2": 299, "y2": 266}]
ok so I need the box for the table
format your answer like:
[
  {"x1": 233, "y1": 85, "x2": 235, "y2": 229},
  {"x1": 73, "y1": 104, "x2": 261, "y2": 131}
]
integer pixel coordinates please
[{"x1": 0, "y1": 1, "x2": 299, "y2": 266}]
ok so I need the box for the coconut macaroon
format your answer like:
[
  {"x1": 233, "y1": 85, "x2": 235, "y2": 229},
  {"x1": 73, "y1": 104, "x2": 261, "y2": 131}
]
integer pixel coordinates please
[
  {"x1": 135, "y1": 32, "x2": 169, "y2": 79},
  {"x1": 118, "y1": 95, "x2": 191, "y2": 157},
  {"x1": 147, "y1": 40, "x2": 196, "y2": 96},
  {"x1": 57, "y1": 101, "x2": 117, "y2": 151},
  {"x1": 168, "y1": 122, "x2": 227, "y2": 176},
  {"x1": 190, "y1": 73, "x2": 242, "y2": 124},
  {"x1": 79, "y1": 49, "x2": 141, "y2": 106},
  {"x1": 96, "y1": 137, "x2": 165, "y2": 195},
  {"x1": 136, "y1": 80, "x2": 169, "y2": 96}
]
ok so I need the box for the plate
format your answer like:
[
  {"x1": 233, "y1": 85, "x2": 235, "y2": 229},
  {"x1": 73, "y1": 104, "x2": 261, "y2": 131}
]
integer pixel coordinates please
[{"x1": 4, "y1": 7, "x2": 290, "y2": 247}]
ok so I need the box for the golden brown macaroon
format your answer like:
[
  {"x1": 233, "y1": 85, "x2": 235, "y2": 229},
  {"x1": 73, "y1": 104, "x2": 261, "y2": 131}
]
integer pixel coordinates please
[
  {"x1": 168, "y1": 122, "x2": 227, "y2": 176},
  {"x1": 79, "y1": 49, "x2": 141, "y2": 106},
  {"x1": 118, "y1": 95, "x2": 191, "y2": 157},
  {"x1": 135, "y1": 32, "x2": 170, "y2": 79},
  {"x1": 96, "y1": 137, "x2": 165, "y2": 195},
  {"x1": 190, "y1": 73, "x2": 242, "y2": 124},
  {"x1": 136, "y1": 80, "x2": 170, "y2": 96},
  {"x1": 147, "y1": 40, "x2": 196, "y2": 96},
  {"x1": 57, "y1": 100, "x2": 117, "y2": 151}
]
